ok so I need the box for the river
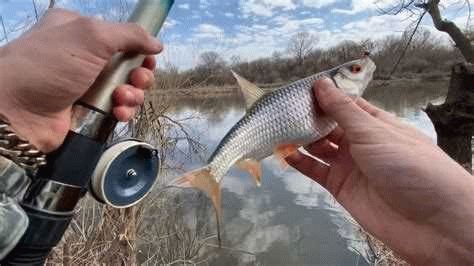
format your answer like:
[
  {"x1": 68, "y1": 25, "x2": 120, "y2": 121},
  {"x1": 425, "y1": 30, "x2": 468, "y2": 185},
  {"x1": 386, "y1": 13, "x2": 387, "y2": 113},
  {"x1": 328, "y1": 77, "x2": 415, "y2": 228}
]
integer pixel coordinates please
[{"x1": 155, "y1": 77, "x2": 449, "y2": 265}]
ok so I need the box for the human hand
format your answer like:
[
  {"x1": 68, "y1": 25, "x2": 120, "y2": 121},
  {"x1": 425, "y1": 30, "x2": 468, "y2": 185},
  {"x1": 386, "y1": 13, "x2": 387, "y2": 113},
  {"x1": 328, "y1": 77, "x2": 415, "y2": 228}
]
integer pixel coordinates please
[
  {"x1": 0, "y1": 9, "x2": 162, "y2": 152},
  {"x1": 286, "y1": 78, "x2": 474, "y2": 264}
]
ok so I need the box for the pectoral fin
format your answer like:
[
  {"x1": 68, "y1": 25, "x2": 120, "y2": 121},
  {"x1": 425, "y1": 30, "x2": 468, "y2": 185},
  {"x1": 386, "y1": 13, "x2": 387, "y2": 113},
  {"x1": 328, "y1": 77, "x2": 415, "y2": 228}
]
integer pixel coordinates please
[
  {"x1": 231, "y1": 70, "x2": 266, "y2": 109},
  {"x1": 274, "y1": 144, "x2": 299, "y2": 169},
  {"x1": 236, "y1": 158, "x2": 263, "y2": 186}
]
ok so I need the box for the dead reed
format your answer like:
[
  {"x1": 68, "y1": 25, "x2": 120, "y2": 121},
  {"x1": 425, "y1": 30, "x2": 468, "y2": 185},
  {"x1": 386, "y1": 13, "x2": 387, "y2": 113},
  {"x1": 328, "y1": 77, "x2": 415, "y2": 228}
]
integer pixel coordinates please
[{"x1": 47, "y1": 71, "x2": 213, "y2": 265}]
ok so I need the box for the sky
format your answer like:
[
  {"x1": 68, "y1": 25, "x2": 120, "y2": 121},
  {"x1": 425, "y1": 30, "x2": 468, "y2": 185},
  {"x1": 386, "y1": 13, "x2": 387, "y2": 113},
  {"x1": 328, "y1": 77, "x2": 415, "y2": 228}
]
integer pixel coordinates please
[{"x1": 0, "y1": 0, "x2": 471, "y2": 69}]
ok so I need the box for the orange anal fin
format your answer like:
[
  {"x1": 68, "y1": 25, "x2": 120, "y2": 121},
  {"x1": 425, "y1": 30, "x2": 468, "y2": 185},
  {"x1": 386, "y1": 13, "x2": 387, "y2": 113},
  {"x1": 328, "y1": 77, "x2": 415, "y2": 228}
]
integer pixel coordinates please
[
  {"x1": 236, "y1": 159, "x2": 262, "y2": 186},
  {"x1": 171, "y1": 168, "x2": 223, "y2": 246},
  {"x1": 274, "y1": 144, "x2": 299, "y2": 169}
]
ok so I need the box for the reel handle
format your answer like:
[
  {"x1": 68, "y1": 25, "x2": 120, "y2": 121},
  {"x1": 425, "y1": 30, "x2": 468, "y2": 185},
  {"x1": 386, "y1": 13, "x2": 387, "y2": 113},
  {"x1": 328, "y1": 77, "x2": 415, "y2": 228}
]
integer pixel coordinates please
[{"x1": 79, "y1": 0, "x2": 174, "y2": 113}]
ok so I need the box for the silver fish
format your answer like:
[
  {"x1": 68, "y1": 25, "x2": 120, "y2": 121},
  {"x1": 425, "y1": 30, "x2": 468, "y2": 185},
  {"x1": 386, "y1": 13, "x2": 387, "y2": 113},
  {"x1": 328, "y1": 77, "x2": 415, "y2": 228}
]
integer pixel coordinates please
[{"x1": 173, "y1": 56, "x2": 376, "y2": 242}]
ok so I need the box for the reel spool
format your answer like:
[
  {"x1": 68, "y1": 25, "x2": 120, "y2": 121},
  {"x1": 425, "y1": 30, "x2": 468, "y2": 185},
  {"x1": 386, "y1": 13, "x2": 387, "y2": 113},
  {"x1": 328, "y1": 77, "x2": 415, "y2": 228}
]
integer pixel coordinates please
[{"x1": 91, "y1": 139, "x2": 160, "y2": 208}]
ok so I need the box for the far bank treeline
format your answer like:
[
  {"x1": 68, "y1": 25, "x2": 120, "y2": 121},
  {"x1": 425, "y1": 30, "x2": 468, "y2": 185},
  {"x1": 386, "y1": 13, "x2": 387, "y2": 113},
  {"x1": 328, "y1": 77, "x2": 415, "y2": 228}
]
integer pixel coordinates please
[{"x1": 157, "y1": 29, "x2": 462, "y2": 88}]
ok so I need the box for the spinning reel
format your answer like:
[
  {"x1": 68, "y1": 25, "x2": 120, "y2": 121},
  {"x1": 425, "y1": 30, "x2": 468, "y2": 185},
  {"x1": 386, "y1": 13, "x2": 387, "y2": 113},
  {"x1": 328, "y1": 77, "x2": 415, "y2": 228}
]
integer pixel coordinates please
[{"x1": 90, "y1": 139, "x2": 159, "y2": 208}]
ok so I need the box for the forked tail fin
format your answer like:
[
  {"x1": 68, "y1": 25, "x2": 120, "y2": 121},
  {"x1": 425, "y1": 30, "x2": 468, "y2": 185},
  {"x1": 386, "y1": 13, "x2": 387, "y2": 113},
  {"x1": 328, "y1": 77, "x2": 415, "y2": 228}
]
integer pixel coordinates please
[{"x1": 170, "y1": 166, "x2": 223, "y2": 246}]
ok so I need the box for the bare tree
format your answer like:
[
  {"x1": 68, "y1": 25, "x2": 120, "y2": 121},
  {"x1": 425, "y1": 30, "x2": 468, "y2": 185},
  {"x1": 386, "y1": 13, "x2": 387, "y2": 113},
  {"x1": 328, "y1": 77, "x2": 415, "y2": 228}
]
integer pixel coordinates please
[
  {"x1": 288, "y1": 32, "x2": 318, "y2": 65},
  {"x1": 381, "y1": 0, "x2": 474, "y2": 63},
  {"x1": 230, "y1": 55, "x2": 241, "y2": 67},
  {"x1": 198, "y1": 51, "x2": 226, "y2": 70},
  {"x1": 193, "y1": 51, "x2": 227, "y2": 84},
  {"x1": 402, "y1": 28, "x2": 432, "y2": 50},
  {"x1": 381, "y1": 2, "x2": 474, "y2": 169},
  {"x1": 360, "y1": 39, "x2": 376, "y2": 53}
]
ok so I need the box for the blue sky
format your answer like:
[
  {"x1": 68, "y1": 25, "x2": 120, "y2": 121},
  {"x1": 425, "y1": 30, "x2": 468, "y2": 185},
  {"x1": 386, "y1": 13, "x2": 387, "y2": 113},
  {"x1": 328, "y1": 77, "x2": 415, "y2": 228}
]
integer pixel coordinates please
[{"x1": 0, "y1": 0, "x2": 471, "y2": 69}]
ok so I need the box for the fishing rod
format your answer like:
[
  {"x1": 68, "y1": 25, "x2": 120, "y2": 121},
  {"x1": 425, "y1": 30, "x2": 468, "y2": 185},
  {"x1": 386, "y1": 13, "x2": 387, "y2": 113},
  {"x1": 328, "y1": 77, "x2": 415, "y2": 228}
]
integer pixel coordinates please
[{"x1": 2, "y1": 0, "x2": 174, "y2": 264}]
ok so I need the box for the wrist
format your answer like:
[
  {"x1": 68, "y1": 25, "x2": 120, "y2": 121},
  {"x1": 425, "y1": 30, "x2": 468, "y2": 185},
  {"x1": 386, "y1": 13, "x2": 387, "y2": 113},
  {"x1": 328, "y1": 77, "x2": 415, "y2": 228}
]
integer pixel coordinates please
[
  {"x1": 0, "y1": 46, "x2": 19, "y2": 133},
  {"x1": 0, "y1": 47, "x2": 65, "y2": 152},
  {"x1": 426, "y1": 171, "x2": 474, "y2": 264},
  {"x1": 0, "y1": 46, "x2": 15, "y2": 122}
]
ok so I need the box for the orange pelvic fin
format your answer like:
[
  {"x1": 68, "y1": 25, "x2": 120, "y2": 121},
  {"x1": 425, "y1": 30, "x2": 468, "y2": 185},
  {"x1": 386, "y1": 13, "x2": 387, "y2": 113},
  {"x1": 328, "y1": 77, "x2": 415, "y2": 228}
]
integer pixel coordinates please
[
  {"x1": 274, "y1": 144, "x2": 299, "y2": 169},
  {"x1": 236, "y1": 158, "x2": 263, "y2": 186}
]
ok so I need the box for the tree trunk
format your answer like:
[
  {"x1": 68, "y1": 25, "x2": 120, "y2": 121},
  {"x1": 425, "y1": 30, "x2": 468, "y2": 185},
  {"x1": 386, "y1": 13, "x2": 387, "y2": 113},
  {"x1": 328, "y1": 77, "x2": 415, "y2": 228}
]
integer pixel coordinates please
[
  {"x1": 424, "y1": 0, "x2": 474, "y2": 63},
  {"x1": 425, "y1": 63, "x2": 474, "y2": 173}
]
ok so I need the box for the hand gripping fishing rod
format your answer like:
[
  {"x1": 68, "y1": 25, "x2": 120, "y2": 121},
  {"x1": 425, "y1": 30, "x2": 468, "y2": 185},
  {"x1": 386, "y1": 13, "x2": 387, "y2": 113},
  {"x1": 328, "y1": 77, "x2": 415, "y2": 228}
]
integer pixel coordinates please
[{"x1": 2, "y1": 0, "x2": 174, "y2": 264}]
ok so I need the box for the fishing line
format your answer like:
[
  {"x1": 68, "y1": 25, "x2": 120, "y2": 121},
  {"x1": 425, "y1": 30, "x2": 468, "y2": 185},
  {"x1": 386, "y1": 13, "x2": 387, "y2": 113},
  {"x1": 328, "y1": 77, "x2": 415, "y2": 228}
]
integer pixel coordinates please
[{"x1": 386, "y1": 9, "x2": 428, "y2": 80}]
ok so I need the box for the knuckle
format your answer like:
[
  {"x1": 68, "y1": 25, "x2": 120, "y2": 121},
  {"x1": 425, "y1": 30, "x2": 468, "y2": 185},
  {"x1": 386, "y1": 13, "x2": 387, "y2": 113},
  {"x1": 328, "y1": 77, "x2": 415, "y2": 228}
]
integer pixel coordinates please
[
  {"x1": 77, "y1": 17, "x2": 98, "y2": 30},
  {"x1": 79, "y1": 18, "x2": 114, "y2": 54},
  {"x1": 385, "y1": 112, "x2": 397, "y2": 119},
  {"x1": 79, "y1": 19, "x2": 99, "y2": 37},
  {"x1": 321, "y1": 93, "x2": 352, "y2": 111},
  {"x1": 126, "y1": 23, "x2": 148, "y2": 38},
  {"x1": 79, "y1": 18, "x2": 103, "y2": 39},
  {"x1": 145, "y1": 68, "x2": 155, "y2": 81}
]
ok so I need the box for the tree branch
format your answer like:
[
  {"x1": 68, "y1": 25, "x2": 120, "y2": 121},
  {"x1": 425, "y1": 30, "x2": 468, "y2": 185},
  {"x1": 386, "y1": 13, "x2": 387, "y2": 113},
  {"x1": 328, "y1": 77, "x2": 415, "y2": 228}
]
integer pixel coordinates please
[
  {"x1": 0, "y1": 16, "x2": 8, "y2": 43},
  {"x1": 420, "y1": 0, "x2": 474, "y2": 63},
  {"x1": 387, "y1": 10, "x2": 428, "y2": 78},
  {"x1": 32, "y1": 0, "x2": 39, "y2": 22},
  {"x1": 49, "y1": 0, "x2": 56, "y2": 9}
]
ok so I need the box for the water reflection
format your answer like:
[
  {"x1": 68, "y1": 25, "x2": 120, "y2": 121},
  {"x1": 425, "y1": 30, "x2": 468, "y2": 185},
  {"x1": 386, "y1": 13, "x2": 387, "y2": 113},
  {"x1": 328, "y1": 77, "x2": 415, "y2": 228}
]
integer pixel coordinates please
[{"x1": 159, "y1": 78, "x2": 448, "y2": 265}]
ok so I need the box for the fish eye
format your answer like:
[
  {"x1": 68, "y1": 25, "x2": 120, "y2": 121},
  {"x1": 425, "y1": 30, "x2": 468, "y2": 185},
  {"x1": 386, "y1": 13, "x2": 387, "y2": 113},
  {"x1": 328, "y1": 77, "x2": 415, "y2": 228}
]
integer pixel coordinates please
[{"x1": 351, "y1": 64, "x2": 362, "y2": 73}]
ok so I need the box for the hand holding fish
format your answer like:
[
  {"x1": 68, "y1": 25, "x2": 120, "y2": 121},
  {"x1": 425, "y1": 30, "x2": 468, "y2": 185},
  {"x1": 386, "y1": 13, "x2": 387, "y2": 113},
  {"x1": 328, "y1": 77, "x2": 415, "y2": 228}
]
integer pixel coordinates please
[{"x1": 287, "y1": 78, "x2": 474, "y2": 265}]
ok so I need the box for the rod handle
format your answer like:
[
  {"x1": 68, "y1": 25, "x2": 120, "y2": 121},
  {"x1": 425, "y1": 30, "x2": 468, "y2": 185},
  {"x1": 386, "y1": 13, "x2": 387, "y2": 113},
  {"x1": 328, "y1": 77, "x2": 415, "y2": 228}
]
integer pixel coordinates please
[{"x1": 79, "y1": 0, "x2": 174, "y2": 113}]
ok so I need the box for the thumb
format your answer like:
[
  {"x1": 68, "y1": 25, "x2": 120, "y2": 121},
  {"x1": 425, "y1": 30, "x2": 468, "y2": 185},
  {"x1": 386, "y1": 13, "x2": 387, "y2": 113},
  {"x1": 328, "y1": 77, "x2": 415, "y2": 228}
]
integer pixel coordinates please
[
  {"x1": 314, "y1": 78, "x2": 375, "y2": 131},
  {"x1": 107, "y1": 22, "x2": 163, "y2": 54}
]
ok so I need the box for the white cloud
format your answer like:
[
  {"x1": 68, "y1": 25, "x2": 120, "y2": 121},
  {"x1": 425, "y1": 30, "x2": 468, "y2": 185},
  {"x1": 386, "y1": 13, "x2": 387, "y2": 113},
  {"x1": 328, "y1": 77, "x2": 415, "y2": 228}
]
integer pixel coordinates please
[
  {"x1": 342, "y1": 14, "x2": 408, "y2": 32},
  {"x1": 200, "y1": 0, "x2": 211, "y2": 9},
  {"x1": 334, "y1": 0, "x2": 473, "y2": 15},
  {"x1": 326, "y1": 14, "x2": 451, "y2": 47},
  {"x1": 193, "y1": 23, "x2": 225, "y2": 39},
  {"x1": 302, "y1": 0, "x2": 340, "y2": 9},
  {"x1": 224, "y1": 12, "x2": 235, "y2": 17},
  {"x1": 331, "y1": 0, "x2": 413, "y2": 15},
  {"x1": 163, "y1": 19, "x2": 178, "y2": 29},
  {"x1": 177, "y1": 3, "x2": 190, "y2": 9},
  {"x1": 204, "y1": 10, "x2": 214, "y2": 17},
  {"x1": 240, "y1": 0, "x2": 297, "y2": 17},
  {"x1": 271, "y1": 16, "x2": 325, "y2": 35}
]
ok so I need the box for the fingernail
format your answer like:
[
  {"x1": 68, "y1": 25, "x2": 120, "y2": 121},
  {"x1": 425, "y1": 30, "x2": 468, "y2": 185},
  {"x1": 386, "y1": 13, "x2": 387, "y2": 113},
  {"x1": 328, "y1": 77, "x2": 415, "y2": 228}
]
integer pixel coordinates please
[
  {"x1": 154, "y1": 40, "x2": 163, "y2": 52},
  {"x1": 147, "y1": 71, "x2": 155, "y2": 83},
  {"x1": 314, "y1": 77, "x2": 331, "y2": 96},
  {"x1": 321, "y1": 77, "x2": 335, "y2": 92}
]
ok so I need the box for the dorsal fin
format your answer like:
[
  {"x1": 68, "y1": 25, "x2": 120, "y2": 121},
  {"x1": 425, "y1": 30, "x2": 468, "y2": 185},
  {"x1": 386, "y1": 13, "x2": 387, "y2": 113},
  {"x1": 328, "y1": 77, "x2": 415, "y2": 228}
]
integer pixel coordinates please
[{"x1": 231, "y1": 70, "x2": 266, "y2": 109}]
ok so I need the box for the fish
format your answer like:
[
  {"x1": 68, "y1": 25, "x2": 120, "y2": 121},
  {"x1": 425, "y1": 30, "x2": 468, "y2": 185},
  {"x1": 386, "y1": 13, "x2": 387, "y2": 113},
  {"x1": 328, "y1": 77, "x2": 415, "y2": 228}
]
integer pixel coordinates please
[{"x1": 172, "y1": 56, "x2": 376, "y2": 243}]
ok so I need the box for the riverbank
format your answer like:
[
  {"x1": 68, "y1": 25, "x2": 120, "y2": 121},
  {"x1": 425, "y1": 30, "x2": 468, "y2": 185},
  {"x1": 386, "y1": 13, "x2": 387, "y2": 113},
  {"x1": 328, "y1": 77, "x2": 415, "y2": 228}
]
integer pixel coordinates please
[{"x1": 151, "y1": 76, "x2": 450, "y2": 102}]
